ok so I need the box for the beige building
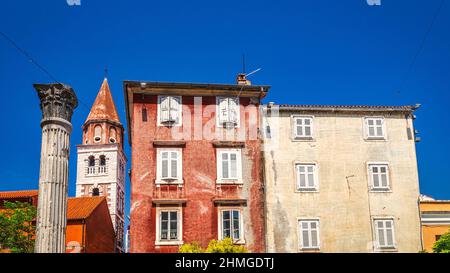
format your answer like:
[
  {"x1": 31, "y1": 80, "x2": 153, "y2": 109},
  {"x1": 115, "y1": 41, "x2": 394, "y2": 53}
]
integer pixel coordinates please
[{"x1": 262, "y1": 104, "x2": 422, "y2": 253}]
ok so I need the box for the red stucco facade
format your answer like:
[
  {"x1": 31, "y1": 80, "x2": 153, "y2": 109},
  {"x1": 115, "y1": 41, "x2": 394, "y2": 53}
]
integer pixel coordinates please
[{"x1": 125, "y1": 81, "x2": 269, "y2": 253}]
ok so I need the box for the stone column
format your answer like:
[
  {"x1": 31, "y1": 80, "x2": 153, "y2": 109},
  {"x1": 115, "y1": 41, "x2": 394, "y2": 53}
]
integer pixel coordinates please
[{"x1": 33, "y1": 83, "x2": 78, "y2": 253}]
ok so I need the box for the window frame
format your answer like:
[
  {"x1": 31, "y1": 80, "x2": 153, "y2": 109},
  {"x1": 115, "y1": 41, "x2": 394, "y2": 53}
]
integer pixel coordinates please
[
  {"x1": 298, "y1": 218, "x2": 321, "y2": 251},
  {"x1": 216, "y1": 148, "x2": 243, "y2": 184},
  {"x1": 216, "y1": 96, "x2": 240, "y2": 128},
  {"x1": 364, "y1": 117, "x2": 386, "y2": 140},
  {"x1": 292, "y1": 115, "x2": 314, "y2": 140},
  {"x1": 367, "y1": 162, "x2": 391, "y2": 191},
  {"x1": 157, "y1": 95, "x2": 182, "y2": 127},
  {"x1": 156, "y1": 148, "x2": 183, "y2": 184},
  {"x1": 217, "y1": 207, "x2": 245, "y2": 244},
  {"x1": 155, "y1": 207, "x2": 183, "y2": 246},
  {"x1": 373, "y1": 217, "x2": 397, "y2": 251},
  {"x1": 294, "y1": 162, "x2": 319, "y2": 192}
]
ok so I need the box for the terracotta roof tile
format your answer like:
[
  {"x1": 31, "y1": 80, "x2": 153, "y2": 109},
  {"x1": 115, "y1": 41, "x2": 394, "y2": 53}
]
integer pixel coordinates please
[
  {"x1": 67, "y1": 196, "x2": 106, "y2": 220},
  {"x1": 85, "y1": 78, "x2": 121, "y2": 124},
  {"x1": 0, "y1": 190, "x2": 38, "y2": 199}
]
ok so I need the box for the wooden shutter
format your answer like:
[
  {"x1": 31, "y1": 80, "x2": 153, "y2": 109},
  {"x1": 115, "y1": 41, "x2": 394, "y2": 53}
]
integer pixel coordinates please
[{"x1": 160, "y1": 96, "x2": 170, "y2": 123}]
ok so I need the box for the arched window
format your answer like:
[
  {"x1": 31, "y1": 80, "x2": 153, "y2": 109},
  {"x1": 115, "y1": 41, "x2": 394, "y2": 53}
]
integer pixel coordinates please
[
  {"x1": 88, "y1": 156, "x2": 95, "y2": 167},
  {"x1": 84, "y1": 128, "x2": 88, "y2": 144},
  {"x1": 94, "y1": 125, "x2": 102, "y2": 142},
  {"x1": 109, "y1": 127, "x2": 117, "y2": 143},
  {"x1": 99, "y1": 155, "x2": 106, "y2": 166},
  {"x1": 99, "y1": 155, "x2": 106, "y2": 174},
  {"x1": 92, "y1": 188, "x2": 100, "y2": 196}
]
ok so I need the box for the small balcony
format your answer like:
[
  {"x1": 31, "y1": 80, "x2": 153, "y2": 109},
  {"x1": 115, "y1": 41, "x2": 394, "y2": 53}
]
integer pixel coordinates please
[{"x1": 153, "y1": 184, "x2": 186, "y2": 205}]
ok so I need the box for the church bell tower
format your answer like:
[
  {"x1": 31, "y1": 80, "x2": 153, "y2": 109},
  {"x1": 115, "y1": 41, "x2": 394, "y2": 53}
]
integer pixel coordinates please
[{"x1": 75, "y1": 78, "x2": 126, "y2": 252}]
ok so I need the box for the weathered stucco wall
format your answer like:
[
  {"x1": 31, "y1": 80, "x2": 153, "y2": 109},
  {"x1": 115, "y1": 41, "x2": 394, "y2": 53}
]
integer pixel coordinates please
[
  {"x1": 263, "y1": 110, "x2": 422, "y2": 252},
  {"x1": 129, "y1": 95, "x2": 265, "y2": 253}
]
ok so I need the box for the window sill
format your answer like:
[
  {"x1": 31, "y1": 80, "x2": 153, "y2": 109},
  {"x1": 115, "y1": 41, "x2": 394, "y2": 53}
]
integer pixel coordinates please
[
  {"x1": 299, "y1": 247, "x2": 321, "y2": 253},
  {"x1": 295, "y1": 188, "x2": 319, "y2": 193},
  {"x1": 216, "y1": 180, "x2": 243, "y2": 185},
  {"x1": 155, "y1": 240, "x2": 184, "y2": 246},
  {"x1": 157, "y1": 122, "x2": 182, "y2": 127},
  {"x1": 375, "y1": 246, "x2": 398, "y2": 252},
  {"x1": 365, "y1": 137, "x2": 387, "y2": 142},
  {"x1": 292, "y1": 136, "x2": 314, "y2": 142},
  {"x1": 369, "y1": 188, "x2": 392, "y2": 193},
  {"x1": 155, "y1": 179, "x2": 184, "y2": 185}
]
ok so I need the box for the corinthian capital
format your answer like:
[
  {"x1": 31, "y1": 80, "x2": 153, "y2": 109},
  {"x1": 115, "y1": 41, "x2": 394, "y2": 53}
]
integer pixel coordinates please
[{"x1": 34, "y1": 83, "x2": 78, "y2": 122}]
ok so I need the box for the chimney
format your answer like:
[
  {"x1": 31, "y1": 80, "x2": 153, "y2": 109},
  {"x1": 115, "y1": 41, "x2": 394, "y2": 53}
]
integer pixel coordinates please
[{"x1": 236, "y1": 73, "x2": 251, "y2": 86}]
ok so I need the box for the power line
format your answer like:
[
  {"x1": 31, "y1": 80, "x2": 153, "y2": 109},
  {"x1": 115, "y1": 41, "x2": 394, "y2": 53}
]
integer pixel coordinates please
[
  {"x1": 397, "y1": 0, "x2": 446, "y2": 93},
  {"x1": 0, "y1": 30, "x2": 91, "y2": 111}
]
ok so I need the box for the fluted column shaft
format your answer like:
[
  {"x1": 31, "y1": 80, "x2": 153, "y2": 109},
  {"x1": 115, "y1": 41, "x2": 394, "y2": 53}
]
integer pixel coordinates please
[{"x1": 34, "y1": 83, "x2": 77, "y2": 253}]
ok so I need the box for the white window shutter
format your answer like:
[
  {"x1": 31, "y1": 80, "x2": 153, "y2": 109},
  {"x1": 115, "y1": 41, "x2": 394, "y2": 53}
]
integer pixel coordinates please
[
  {"x1": 218, "y1": 97, "x2": 228, "y2": 124},
  {"x1": 230, "y1": 153, "x2": 237, "y2": 178},
  {"x1": 170, "y1": 152, "x2": 178, "y2": 178},
  {"x1": 229, "y1": 98, "x2": 238, "y2": 124},
  {"x1": 161, "y1": 151, "x2": 169, "y2": 178},
  {"x1": 169, "y1": 96, "x2": 180, "y2": 124},
  {"x1": 160, "y1": 96, "x2": 170, "y2": 123}
]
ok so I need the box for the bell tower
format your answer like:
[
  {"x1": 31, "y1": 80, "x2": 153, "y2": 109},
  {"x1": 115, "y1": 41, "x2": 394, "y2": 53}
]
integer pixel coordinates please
[{"x1": 75, "y1": 78, "x2": 126, "y2": 252}]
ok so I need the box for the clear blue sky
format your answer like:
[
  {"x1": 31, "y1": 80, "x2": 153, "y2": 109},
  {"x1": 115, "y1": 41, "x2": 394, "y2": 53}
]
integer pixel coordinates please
[{"x1": 1, "y1": 0, "x2": 449, "y2": 228}]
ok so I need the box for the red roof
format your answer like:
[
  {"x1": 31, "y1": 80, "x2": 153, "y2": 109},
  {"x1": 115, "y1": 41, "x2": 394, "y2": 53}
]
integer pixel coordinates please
[
  {"x1": 0, "y1": 190, "x2": 106, "y2": 220},
  {"x1": 0, "y1": 190, "x2": 38, "y2": 199},
  {"x1": 67, "y1": 196, "x2": 106, "y2": 220},
  {"x1": 85, "y1": 78, "x2": 121, "y2": 124}
]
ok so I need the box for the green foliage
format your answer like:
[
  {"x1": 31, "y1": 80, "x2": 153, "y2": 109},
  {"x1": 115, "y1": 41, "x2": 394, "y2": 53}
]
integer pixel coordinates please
[
  {"x1": 0, "y1": 201, "x2": 37, "y2": 253},
  {"x1": 178, "y1": 241, "x2": 204, "y2": 253},
  {"x1": 205, "y1": 238, "x2": 248, "y2": 253},
  {"x1": 179, "y1": 238, "x2": 249, "y2": 253},
  {"x1": 433, "y1": 230, "x2": 450, "y2": 253}
]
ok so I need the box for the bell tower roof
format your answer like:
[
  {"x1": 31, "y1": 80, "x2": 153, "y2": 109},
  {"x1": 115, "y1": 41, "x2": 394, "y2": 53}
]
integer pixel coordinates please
[{"x1": 85, "y1": 78, "x2": 121, "y2": 125}]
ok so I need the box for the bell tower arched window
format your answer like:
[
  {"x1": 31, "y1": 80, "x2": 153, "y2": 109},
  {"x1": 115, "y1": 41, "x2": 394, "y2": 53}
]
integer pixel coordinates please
[
  {"x1": 99, "y1": 155, "x2": 106, "y2": 174},
  {"x1": 94, "y1": 125, "x2": 102, "y2": 142},
  {"x1": 87, "y1": 156, "x2": 95, "y2": 174},
  {"x1": 109, "y1": 127, "x2": 117, "y2": 143},
  {"x1": 92, "y1": 188, "x2": 100, "y2": 196}
]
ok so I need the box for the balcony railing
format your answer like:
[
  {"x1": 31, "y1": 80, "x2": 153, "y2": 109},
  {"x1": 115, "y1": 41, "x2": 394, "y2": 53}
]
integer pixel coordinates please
[
  {"x1": 86, "y1": 166, "x2": 108, "y2": 176},
  {"x1": 153, "y1": 184, "x2": 186, "y2": 200}
]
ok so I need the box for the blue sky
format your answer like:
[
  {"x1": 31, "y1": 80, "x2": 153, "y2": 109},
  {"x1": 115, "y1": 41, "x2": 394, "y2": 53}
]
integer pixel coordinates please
[{"x1": 0, "y1": 0, "x2": 449, "y2": 228}]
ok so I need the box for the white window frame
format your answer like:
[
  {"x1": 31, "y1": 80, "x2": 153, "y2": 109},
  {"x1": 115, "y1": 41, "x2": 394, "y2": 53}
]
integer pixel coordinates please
[
  {"x1": 367, "y1": 162, "x2": 391, "y2": 191},
  {"x1": 216, "y1": 149, "x2": 243, "y2": 184},
  {"x1": 298, "y1": 218, "x2": 320, "y2": 251},
  {"x1": 295, "y1": 163, "x2": 319, "y2": 192},
  {"x1": 217, "y1": 207, "x2": 245, "y2": 244},
  {"x1": 364, "y1": 117, "x2": 386, "y2": 140},
  {"x1": 155, "y1": 207, "x2": 183, "y2": 245},
  {"x1": 373, "y1": 217, "x2": 397, "y2": 250},
  {"x1": 157, "y1": 95, "x2": 182, "y2": 126},
  {"x1": 156, "y1": 148, "x2": 183, "y2": 184},
  {"x1": 216, "y1": 96, "x2": 240, "y2": 128},
  {"x1": 292, "y1": 115, "x2": 314, "y2": 139}
]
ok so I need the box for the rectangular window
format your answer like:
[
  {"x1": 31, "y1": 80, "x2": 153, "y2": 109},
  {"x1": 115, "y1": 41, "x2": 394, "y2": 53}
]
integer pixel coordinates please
[
  {"x1": 157, "y1": 149, "x2": 182, "y2": 183},
  {"x1": 219, "y1": 209, "x2": 243, "y2": 242},
  {"x1": 365, "y1": 117, "x2": 385, "y2": 139},
  {"x1": 296, "y1": 163, "x2": 318, "y2": 191},
  {"x1": 156, "y1": 208, "x2": 182, "y2": 245},
  {"x1": 298, "y1": 220, "x2": 320, "y2": 250},
  {"x1": 217, "y1": 149, "x2": 242, "y2": 183},
  {"x1": 368, "y1": 163, "x2": 390, "y2": 190},
  {"x1": 217, "y1": 97, "x2": 239, "y2": 127},
  {"x1": 293, "y1": 116, "x2": 313, "y2": 138},
  {"x1": 158, "y1": 96, "x2": 182, "y2": 126},
  {"x1": 374, "y1": 219, "x2": 396, "y2": 249}
]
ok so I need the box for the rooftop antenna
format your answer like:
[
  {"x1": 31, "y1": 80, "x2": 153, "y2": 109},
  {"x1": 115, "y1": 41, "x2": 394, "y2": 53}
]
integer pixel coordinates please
[
  {"x1": 104, "y1": 67, "x2": 108, "y2": 79},
  {"x1": 242, "y1": 54, "x2": 246, "y2": 74}
]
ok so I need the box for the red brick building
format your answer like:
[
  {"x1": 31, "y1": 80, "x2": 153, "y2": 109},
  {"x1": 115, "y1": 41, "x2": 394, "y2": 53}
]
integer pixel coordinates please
[
  {"x1": 0, "y1": 190, "x2": 115, "y2": 253},
  {"x1": 124, "y1": 76, "x2": 270, "y2": 252}
]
